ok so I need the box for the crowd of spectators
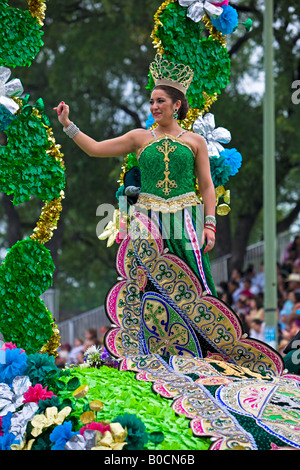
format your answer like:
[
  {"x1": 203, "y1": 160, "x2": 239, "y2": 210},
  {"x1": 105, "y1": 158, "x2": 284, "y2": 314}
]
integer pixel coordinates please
[
  {"x1": 55, "y1": 325, "x2": 110, "y2": 369},
  {"x1": 217, "y1": 235, "x2": 300, "y2": 356}
]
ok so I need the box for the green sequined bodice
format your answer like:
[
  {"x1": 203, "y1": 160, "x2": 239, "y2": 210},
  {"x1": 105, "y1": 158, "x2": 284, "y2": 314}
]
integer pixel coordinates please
[{"x1": 138, "y1": 135, "x2": 196, "y2": 199}]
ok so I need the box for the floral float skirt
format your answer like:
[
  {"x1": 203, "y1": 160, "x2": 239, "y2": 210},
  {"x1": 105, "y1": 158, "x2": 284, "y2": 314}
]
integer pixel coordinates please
[{"x1": 104, "y1": 209, "x2": 300, "y2": 450}]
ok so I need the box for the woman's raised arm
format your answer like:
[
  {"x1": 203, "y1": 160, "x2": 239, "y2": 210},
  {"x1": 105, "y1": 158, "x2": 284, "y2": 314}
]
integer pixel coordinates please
[
  {"x1": 72, "y1": 130, "x2": 138, "y2": 158},
  {"x1": 54, "y1": 101, "x2": 138, "y2": 158}
]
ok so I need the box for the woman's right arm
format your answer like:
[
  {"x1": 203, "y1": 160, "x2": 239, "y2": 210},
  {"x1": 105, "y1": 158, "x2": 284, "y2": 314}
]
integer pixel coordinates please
[
  {"x1": 54, "y1": 101, "x2": 138, "y2": 158},
  {"x1": 72, "y1": 129, "x2": 137, "y2": 158}
]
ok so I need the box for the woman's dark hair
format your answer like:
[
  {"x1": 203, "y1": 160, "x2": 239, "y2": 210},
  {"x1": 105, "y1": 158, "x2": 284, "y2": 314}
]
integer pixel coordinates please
[{"x1": 153, "y1": 85, "x2": 190, "y2": 120}]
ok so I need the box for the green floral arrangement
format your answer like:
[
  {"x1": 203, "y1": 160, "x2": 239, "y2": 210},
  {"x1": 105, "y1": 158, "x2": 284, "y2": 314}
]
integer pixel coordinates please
[
  {"x1": 0, "y1": 239, "x2": 55, "y2": 354},
  {"x1": 0, "y1": 343, "x2": 211, "y2": 450},
  {"x1": 147, "y1": 1, "x2": 231, "y2": 110},
  {"x1": 0, "y1": 0, "x2": 65, "y2": 356},
  {"x1": 0, "y1": 96, "x2": 65, "y2": 205},
  {"x1": 0, "y1": 1, "x2": 44, "y2": 68},
  {"x1": 0, "y1": 94, "x2": 65, "y2": 355}
]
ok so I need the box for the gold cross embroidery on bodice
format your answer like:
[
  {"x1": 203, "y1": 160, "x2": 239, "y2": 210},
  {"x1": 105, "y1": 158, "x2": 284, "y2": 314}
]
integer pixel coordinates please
[{"x1": 156, "y1": 140, "x2": 178, "y2": 196}]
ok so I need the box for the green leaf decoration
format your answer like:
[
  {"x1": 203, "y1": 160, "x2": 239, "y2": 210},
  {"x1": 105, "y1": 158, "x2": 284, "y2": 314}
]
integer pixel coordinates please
[
  {"x1": 149, "y1": 431, "x2": 165, "y2": 447},
  {"x1": 148, "y1": 2, "x2": 231, "y2": 109},
  {"x1": 0, "y1": 97, "x2": 65, "y2": 205},
  {"x1": 66, "y1": 377, "x2": 81, "y2": 391},
  {"x1": 0, "y1": 238, "x2": 55, "y2": 353},
  {"x1": 56, "y1": 366, "x2": 210, "y2": 450},
  {"x1": 0, "y1": 1, "x2": 44, "y2": 68}
]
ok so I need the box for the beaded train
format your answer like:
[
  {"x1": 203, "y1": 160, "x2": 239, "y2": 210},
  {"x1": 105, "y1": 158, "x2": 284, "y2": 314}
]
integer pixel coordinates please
[{"x1": 104, "y1": 134, "x2": 300, "y2": 450}]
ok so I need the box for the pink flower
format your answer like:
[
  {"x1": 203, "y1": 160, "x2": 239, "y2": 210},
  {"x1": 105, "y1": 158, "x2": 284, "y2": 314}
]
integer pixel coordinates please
[
  {"x1": 80, "y1": 422, "x2": 111, "y2": 436},
  {"x1": 116, "y1": 228, "x2": 127, "y2": 244},
  {"x1": 212, "y1": 1, "x2": 229, "y2": 6},
  {"x1": 116, "y1": 232, "x2": 122, "y2": 244},
  {"x1": 23, "y1": 384, "x2": 56, "y2": 404},
  {"x1": 117, "y1": 218, "x2": 128, "y2": 243},
  {"x1": 0, "y1": 342, "x2": 25, "y2": 353}
]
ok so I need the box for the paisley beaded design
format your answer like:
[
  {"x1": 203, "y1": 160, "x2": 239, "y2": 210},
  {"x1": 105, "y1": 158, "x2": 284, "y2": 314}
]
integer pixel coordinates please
[
  {"x1": 119, "y1": 354, "x2": 300, "y2": 450},
  {"x1": 105, "y1": 210, "x2": 283, "y2": 377}
]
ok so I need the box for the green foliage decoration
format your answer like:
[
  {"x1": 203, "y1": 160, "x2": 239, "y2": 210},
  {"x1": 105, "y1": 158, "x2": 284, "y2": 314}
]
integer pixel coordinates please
[
  {"x1": 147, "y1": 1, "x2": 231, "y2": 109},
  {"x1": 209, "y1": 154, "x2": 232, "y2": 187},
  {"x1": 0, "y1": 1, "x2": 44, "y2": 68},
  {"x1": 24, "y1": 352, "x2": 59, "y2": 386},
  {"x1": 0, "y1": 238, "x2": 55, "y2": 354},
  {"x1": 0, "y1": 96, "x2": 65, "y2": 205},
  {"x1": 57, "y1": 366, "x2": 210, "y2": 450},
  {"x1": 0, "y1": 0, "x2": 64, "y2": 356},
  {"x1": 112, "y1": 413, "x2": 149, "y2": 450}
]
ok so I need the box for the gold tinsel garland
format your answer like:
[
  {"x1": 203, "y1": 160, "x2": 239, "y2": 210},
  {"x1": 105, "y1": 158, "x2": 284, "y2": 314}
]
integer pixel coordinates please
[
  {"x1": 151, "y1": 0, "x2": 177, "y2": 54},
  {"x1": 202, "y1": 13, "x2": 227, "y2": 47},
  {"x1": 30, "y1": 109, "x2": 64, "y2": 356},
  {"x1": 118, "y1": 158, "x2": 128, "y2": 187},
  {"x1": 29, "y1": 107, "x2": 65, "y2": 245},
  {"x1": 30, "y1": 196, "x2": 64, "y2": 244},
  {"x1": 12, "y1": 98, "x2": 64, "y2": 356},
  {"x1": 40, "y1": 320, "x2": 61, "y2": 357},
  {"x1": 27, "y1": 0, "x2": 47, "y2": 26}
]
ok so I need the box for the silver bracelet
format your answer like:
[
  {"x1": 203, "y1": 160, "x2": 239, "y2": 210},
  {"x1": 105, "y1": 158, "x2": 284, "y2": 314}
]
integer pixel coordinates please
[
  {"x1": 63, "y1": 121, "x2": 80, "y2": 138},
  {"x1": 205, "y1": 215, "x2": 216, "y2": 225}
]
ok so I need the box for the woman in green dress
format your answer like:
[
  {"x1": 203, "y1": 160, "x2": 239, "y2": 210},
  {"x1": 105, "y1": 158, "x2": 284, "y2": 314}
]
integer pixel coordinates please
[
  {"x1": 54, "y1": 56, "x2": 283, "y2": 374},
  {"x1": 54, "y1": 82, "x2": 216, "y2": 260}
]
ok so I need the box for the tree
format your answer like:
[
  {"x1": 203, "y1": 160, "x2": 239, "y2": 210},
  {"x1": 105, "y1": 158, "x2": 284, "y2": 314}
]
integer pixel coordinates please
[{"x1": 212, "y1": 0, "x2": 300, "y2": 272}]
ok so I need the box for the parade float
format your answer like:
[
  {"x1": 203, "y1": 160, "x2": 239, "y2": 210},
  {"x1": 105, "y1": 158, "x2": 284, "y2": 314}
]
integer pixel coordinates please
[{"x1": 1, "y1": 0, "x2": 300, "y2": 451}]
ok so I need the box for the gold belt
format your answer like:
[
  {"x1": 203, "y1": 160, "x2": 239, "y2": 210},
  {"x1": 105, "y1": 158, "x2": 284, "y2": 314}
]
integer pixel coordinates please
[{"x1": 135, "y1": 192, "x2": 201, "y2": 213}]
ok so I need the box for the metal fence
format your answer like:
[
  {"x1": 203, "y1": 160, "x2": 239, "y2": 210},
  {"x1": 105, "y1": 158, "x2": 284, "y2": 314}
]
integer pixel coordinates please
[
  {"x1": 58, "y1": 305, "x2": 110, "y2": 346},
  {"x1": 41, "y1": 288, "x2": 60, "y2": 321},
  {"x1": 209, "y1": 254, "x2": 231, "y2": 287}
]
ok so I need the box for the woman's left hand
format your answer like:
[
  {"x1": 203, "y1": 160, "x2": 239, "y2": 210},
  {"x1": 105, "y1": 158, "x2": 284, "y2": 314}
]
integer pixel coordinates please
[{"x1": 202, "y1": 227, "x2": 215, "y2": 253}]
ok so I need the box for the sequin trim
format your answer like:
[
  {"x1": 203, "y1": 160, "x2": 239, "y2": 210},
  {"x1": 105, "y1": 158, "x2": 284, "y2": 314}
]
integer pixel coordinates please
[{"x1": 136, "y1": 191, "x2": 200, "y2": 213}]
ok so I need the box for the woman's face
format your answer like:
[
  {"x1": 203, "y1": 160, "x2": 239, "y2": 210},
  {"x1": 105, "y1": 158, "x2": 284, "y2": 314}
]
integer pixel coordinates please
[{"x1": 150, "y1": 88, "x2": 178, "y2": 124}]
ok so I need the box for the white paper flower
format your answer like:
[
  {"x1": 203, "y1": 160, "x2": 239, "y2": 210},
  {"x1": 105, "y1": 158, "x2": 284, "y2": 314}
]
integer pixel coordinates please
[
  {"x1": 0, "y1": 67, "x2": 23, "y2": 114},
  {"x1": 84, "y1": 345, "x2": 102, "y2": 367},
  {"x1": 193, "y1": 113, "x2": 231, "y2": 157},
  {"x1": 0, "y1": 376, "x2": 31, "y2": 417},
  {"x1": 178, "y1": 0, "x2": 224, "y2": 22},
  {"x1": 65, "y1": 433, "x2": 87, "y2": 450},
  {"x1": 98, "y1": 209, "x2": 120, "y2": 247},
  {"x1": 9, "y1": 402, "x2": 39, "y2": 443},
  {"x1": 84, "y1": 345, "x2": 101, "y2": 357}
]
